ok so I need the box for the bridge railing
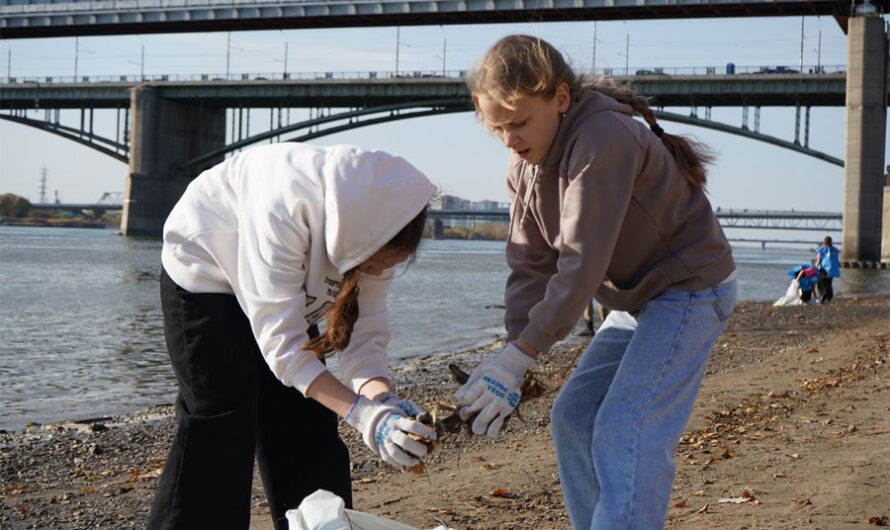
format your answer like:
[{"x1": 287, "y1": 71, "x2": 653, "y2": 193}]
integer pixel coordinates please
[{"x1": 0, "y1": 64, "x2": 846, "y2": 85}]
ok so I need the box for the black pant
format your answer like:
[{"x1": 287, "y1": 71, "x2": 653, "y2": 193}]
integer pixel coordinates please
[
  {"x1": 148, "y1": 270, "x2": 352, "y2": 530},
  {"x1": 816, "y1": 275, "x2": 834, "y2": 303}
]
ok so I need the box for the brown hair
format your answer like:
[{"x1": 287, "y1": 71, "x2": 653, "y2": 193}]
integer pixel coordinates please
[
  {"x1": 301, "y1": 206, "x2": 428, "y2": 357},
  {"x1": 467, "y1": 35, "x2": 714, "y2": 190}
]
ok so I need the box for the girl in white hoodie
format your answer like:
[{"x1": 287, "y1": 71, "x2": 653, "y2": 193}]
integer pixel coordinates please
[{"x1": 148, "y1": 143, "x2": 437, "y2": 530}]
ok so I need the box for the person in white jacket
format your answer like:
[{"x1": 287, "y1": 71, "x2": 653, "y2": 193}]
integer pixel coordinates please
[{"x1": 147, "y1": 143, "x2": 438, "y2": 530}]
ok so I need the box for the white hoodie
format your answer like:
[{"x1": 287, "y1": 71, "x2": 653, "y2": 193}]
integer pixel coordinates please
[{"x1": 161, "y1": 143, "x2": 436, "y2": 395}]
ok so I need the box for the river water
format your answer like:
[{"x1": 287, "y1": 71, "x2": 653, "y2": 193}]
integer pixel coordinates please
[{"x1": 1, "y1": 226, "x2": 887, "y2": 430}]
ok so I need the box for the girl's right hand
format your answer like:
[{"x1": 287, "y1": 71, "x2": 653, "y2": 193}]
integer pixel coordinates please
[{"x1": 343, "y1": 396, "x2": 436, "y2": 468}]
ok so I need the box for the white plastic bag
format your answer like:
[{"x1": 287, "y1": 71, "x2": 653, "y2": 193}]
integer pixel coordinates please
[
  {"x1": 286, "y1": 489, "x2": 452, "y2": 530},
  {"x1": 772, "y1": 280, "x2": 801, "y2": 307}
]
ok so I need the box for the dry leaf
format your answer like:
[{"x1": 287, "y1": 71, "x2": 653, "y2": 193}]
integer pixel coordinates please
[
  {"x1": 719, "y1": 491, "x2": 756, "y2": 504},
  {"x1": 692, "y1": 490, "x2": 705, "y2": 497},
  {"x1": 867, "y1": 515, "x2": 889, "y2": 526},
  {"x1": 674, "y1": 499, "x2": 688, "y2": 508},
  {"x1": 793, "y1": 498, "x2": 812, "y2": 505},
  {"x1": 479, "y1": 463, "x2": 497, "y2": 471},
  {"x1": 697, "y1": 504, "x2": 709, "y2": 514},
  {"x1": 491, "y1": 489, "x2": 510, "y2": 497}
]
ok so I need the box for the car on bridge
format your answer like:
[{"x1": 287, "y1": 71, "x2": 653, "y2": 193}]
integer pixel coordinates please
[
  {"x1": 758, "y1": 66, "x2": 799, "y2": 74},
  {"x1": 634, "y1": 68, "x2": 669, "y2": 76}
]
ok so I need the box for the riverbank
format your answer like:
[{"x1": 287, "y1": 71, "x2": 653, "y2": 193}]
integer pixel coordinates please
[{"x1": 1, "y1": 296, "x2": 887, "y2": 529}]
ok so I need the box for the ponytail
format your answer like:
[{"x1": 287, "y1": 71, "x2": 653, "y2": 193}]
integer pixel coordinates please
[
  {"x1": 584, "y1": 76, "x2": 714, "y2": 190},
  {"x1": 302, "y1": 268, "x2": 361, "y2": 358}
]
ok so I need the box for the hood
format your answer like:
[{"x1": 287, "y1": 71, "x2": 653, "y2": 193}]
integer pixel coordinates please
[{"x1": 322, "y1": 145, "x2": 436, "y2": 274}]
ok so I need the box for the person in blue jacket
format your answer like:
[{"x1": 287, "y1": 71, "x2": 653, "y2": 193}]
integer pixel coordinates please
[
  {"x1": 787, "y1": 264, "x2": 819, "y2": 304},
  {"x1": 814, "y1": 236, "x2": 841, "y2": 303}
]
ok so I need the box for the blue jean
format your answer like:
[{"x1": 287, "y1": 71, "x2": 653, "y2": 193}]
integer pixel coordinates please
[{"x1": 551, "y1": 280, "x2": 736, "y2": 530}]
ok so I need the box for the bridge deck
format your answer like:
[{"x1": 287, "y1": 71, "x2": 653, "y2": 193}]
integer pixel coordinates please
[
  {"x1": 0, "y1": 72, "x2": 850, "y2": 110},
  {"x1": 2, "y1": 0, "x2": 884, "y2": 38}
]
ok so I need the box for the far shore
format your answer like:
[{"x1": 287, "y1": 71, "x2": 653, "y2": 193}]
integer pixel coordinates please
[{"x1": 0, "y1": 218, "x2": 119, "y2": 229}]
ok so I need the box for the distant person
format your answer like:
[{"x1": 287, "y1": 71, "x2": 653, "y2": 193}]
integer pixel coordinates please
[
  {"x1": 791, "y1": 264, "x2": 819, "y2": 304},
  {"x1": 148, "y1": 143, "x2": 437, "y2": 530},
  {"x1": 454, "y1": 35, "x2": 736, "y2": 530},
  {"x1": 579, "y1": 300, "x2": 611, "y2": 336},
  {"x1": 814, "y1": 235, "x2": 840, "y2": 303}
]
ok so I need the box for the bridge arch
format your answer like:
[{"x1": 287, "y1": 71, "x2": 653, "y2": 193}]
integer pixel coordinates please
[{"x1": 2, "y1": 97, "x2": 845, "y2": 168}]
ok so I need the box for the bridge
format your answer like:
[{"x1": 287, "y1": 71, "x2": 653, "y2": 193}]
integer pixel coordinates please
[
  {"x1": 0, "y1": 0, "x2": 886, "y2": 264},
  {"x1": 429, "y1": 208, "x2": 844, "y2": 231},
  {"x1": 1, "y1": 0, "x2": 885, "y2": 38},
  {"x1": 0, "y1": 69, "x2": 852, "y2": 166}
]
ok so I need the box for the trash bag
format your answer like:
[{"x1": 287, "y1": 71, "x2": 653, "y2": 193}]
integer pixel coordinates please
[
  {"x1": 286, "y1": 489, "x2": 453, "y2": 530},
  {"x1": 773, "y1": 280, "x2": 801, "y2": 307}
]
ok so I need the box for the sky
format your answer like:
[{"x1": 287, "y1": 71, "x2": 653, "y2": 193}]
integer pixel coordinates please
[{"x1": 0, "y1": 14, "x2": 887, "y2": 221}]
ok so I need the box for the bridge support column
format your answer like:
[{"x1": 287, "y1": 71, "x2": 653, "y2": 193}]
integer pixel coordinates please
[
  {"x1": 121, "y1": 85, "x2": 225, "y2": 236},
  {"x1": 842, "y1": 13, "x2": 888, "y2": 262}
]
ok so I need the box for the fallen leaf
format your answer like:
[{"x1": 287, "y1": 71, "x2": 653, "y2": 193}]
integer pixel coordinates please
[
  {"x1": 692, "y1": 490, "x2": 705, "y2": 497},
  {"x1": 674, "y1": 499, "x2": 688, "y2": 508},
  {"x1": 719, "y1": 491, "x2": 756, "y2": 504},
  {"x1": 787, "y1": 453, "x2": 800, "y2": 459},
  {"x1": 491, "y1": 489, "x2": 510, "y2": 497},
  {"x1": 793, "y1": 498, "x2": 812, "y2": 505},
  {"x1": 773, "y1": 473, "x2": 787, "y2": 479},
  {"x1": 807, "y1": 347, "x2": 819, "y2": 353},
  {"x1": 697, "y1": 504, "x2": 709, "y2": 513},
  {"x1": 479, "y1": 463, "x2": 498, "y2": 471},
  {"x1": 868, "y1": 515, "x2": 889, "y2": 526}
]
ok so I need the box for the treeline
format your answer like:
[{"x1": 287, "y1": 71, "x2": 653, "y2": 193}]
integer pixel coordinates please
[
  {"x1": 0, "y1": 193, "x2": 32, "y2": 218},
  {"x1": 0, "y1": 192, "x2": 119, "y2": 228}
]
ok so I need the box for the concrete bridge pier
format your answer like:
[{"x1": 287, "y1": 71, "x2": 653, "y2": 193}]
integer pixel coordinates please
[
  {"x1": 121, "y1": 85, "x2": 225, "y2": 236},
  {"x1": 842, "y1": 12, "x2": 888, "y2": 263}
]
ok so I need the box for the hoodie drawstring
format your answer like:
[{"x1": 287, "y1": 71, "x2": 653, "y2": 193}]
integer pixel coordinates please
[{"x1": 518, "y1": 165, "x2": 539, "y2": 227}]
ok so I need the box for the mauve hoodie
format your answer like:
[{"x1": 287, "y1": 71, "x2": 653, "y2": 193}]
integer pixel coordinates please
[{"x1": 504, "y1": 89, "x2": 735, "y2": 353}]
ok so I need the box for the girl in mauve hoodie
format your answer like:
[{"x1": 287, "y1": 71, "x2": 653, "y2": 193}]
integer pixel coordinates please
[
  {"x1": 455, "y1": 35, "x2": 737, "y2": 529},
  {"x1": 148, "y1": 143, "x2": 437, "y2": 530}
]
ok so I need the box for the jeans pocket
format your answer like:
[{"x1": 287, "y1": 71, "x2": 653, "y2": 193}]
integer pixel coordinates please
[{"x1": 711, "y1": 280, "x2": 737, "y2": 323}]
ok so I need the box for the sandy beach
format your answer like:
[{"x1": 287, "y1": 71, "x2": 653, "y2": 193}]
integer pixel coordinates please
[{"x1": 2, "y1": 295, "x2": 887, "y2": 529}]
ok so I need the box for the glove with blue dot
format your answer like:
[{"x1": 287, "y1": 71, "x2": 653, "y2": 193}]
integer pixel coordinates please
[
  {"x1": 455, "y1": 342, "x2": 536, "y2": 438},
  {"x1": 343, "y1": 395, "x2": 436, "y2": 468}
]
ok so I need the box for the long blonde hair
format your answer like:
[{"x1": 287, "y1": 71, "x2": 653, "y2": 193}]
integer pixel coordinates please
[
  {"x1": 301, "y1": 207, "x2": 428, "y2": 358},
  {"x1": 467, "y1": 34, "x2": 713, "y2": 190}
]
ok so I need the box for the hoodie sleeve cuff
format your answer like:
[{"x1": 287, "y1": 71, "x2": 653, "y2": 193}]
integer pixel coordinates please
[
  {"x1": 519, "y1": 324, "x2": 559, "y2": 355},
  {"x1": 347, "y1": 364, "x2": 391, "y2": 394}
]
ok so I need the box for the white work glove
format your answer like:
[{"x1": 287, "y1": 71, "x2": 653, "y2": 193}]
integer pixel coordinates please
[
  {"x1": 343, "y1": 396, "x2": 436, "y2": 468},
  {"x1": 374, "y1": 391, "x2": 425, "y2": 418},
  {"x1": 455, "y1": 342, "x2": 536, "y2": 438}
]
